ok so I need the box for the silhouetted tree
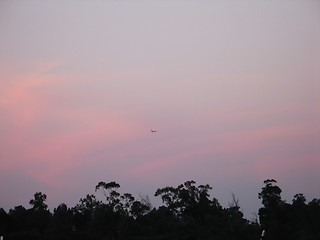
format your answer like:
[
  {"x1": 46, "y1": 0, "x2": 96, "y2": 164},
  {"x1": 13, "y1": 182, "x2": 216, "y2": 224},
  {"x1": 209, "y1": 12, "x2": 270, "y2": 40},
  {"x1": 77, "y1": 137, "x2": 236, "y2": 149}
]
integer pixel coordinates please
[
  {"x1": 257, "y1": 179, "x2": 320, "y2": 240},
  {"x1": 155, "y1": 180, "x2": 213, "y2": 218},
  {"x1": 8, "y1": 206, "x2": 28, "y2": 232},
  {"x1": 258, "y1": 179, "x2": 286, "y2": 240},
  {"x1": 95, "y1": 181, "x2": 121, "y2": 210},
  {"x1": 307, "y1": 198, "x2": 320, "y2": 239},
  {"x1": 72, "y1": 194, "x2": 101, "y2": 239},
  {"x1": 28, "y1": 192, "x2": 51, "y2": 235},
  {"x1": 2, "y1": 179, "x2": 319, "y2": 240},
  {"x1": 29, "y1": 192, "x2": 48, "y2": 211},
  {"x1": 51, "y1": 203, "x2": 74, "y2": 238}
]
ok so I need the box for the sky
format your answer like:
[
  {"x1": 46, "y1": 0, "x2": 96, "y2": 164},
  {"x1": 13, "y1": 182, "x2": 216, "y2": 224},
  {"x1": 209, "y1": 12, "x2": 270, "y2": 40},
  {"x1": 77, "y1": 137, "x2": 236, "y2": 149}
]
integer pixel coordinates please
[{"x1": 0, "y1": 0, "x2": 319, "y2": 219}]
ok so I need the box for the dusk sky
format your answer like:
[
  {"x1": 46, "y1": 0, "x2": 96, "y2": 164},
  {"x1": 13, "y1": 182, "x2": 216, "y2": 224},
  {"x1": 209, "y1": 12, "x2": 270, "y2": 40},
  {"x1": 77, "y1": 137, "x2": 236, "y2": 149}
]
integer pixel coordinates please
[{"x1": 0, "y1": 0, "x2": 319, "y2": 219}]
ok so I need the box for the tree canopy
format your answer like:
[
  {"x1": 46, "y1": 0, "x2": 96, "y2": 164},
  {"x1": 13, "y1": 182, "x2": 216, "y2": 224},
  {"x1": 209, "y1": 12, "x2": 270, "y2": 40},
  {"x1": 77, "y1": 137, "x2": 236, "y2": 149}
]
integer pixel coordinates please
[{"x1": 0, "y1": 179, "x2": 319, "y2": 240}]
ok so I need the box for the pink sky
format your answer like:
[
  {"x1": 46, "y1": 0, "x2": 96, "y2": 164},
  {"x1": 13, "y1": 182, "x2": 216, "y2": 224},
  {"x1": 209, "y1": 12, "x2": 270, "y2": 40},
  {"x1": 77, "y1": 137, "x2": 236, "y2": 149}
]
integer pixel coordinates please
[{"x1": 0, "y1": 0, "x2": 319, "y2": 218}]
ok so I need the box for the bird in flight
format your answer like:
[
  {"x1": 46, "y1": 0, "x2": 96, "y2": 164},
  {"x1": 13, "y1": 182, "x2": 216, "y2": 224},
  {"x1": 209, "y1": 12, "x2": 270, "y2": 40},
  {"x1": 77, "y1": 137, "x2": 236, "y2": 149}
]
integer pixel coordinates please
[{"x1": 151, "y1": 129, "x2": 157, "y2": 133}]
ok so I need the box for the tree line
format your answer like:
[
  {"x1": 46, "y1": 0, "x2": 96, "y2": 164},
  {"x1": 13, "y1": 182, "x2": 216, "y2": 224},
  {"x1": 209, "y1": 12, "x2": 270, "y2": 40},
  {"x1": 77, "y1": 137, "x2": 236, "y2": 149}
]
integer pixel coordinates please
[{"x1": 0, "y1": 179, "x2": 319, "y2": 240}]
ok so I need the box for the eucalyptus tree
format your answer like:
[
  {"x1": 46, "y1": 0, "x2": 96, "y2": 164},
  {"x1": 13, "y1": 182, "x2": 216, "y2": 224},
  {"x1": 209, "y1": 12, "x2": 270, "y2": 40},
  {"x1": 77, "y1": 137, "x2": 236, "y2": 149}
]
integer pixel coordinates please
[
  {"x1": 258, "y1": 179, "x2": 287, "y2": 240},
  {"x1": 28, "y1": 192, "x2": 52, "y2": 233},
  {"x1": 155, "y1": 180, "x2": 216, "y2": 218},
  {"x1": 29, "y1": 192, "x2": 48, "y2": 211},
  {"x1": 94, "y1": 181, "x2": 152, "y2": 239}
]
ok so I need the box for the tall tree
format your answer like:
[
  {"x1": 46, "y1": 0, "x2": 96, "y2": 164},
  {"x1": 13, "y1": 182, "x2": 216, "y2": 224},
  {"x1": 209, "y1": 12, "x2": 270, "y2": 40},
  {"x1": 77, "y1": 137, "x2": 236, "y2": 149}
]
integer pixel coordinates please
[
  {"x1": 258, "y1": 179, "x2": 286, "y2": 240},
  {"x1": 29, "y1": 192, "x2": 48, "y2": 211},
  {"x1": 95, "y1": 181, "x2": 121, "y2": 211},
  {"x1": 155, "y1": 180, "x2": 213, "y2": 218},
  {"x1": 28, "y1": 192, "x2": 51, "y2": 234}
]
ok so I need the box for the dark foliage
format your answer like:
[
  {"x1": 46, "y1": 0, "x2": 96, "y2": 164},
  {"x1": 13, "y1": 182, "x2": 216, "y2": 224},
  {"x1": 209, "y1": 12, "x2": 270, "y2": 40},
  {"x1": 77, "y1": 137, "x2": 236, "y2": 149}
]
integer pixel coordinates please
[
  {"x1": 0, "y1": 180, "x2": 319, "y2": 240},
  {"x1": 258, "y1": 179, "x2": 320, "y2": 240}
]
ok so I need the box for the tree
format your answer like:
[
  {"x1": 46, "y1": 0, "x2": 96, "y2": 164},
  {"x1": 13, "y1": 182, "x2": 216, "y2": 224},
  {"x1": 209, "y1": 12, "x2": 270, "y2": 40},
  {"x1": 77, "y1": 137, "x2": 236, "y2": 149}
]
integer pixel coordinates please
[
  {"x1": 53, "y1": 203, "x2": 73, "y2": 230},
  {"x1": 95, "y1": 181, "x2": 121, "y2": 211},
  {"x1": 154, "y1": 180, "x2": 229, "y2": 239},
  {"x1": 0, "y1": 208, "x2": 8, "y2": 237},
  {"x1": 258, "y1": 179, "x2": 282, "y2": 209},
  {"x1": 74, "y1": 194, "x2": 101, "y2": 216},
  {"x1": 29, "y1": 192, "x2": 48, "y2": 211},
  {"x1": 130, "y1": 200, "x2": 150, "y2": 219},
  {"x1": 292, "y1": 193, "x2": 306, "y2": 206},
  {"x1": 8, "y1": 206, "x2": 28, "y2": 232},
  {"x1": 307, "y1": 198, "x2": 320, "y2": 238},
  {"x1": 258, "y1": 179, "x2": 287, "y2": 240},
  {"x1": 72, "y1": 193, "x2": 101, "y2": 235},
  {"x1": 28, "y1": 192, "x2": 51, "y2": 233},
  {"x1": 155, "y1": 180, "x2": 213, "y2": 218}
]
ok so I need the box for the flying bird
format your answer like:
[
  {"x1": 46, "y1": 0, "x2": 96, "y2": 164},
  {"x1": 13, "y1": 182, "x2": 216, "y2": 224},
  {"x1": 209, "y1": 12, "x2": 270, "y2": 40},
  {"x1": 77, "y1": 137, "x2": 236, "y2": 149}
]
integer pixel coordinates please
[{"x1": 151, "y1": 129, "x2": 157, "y2": 133}]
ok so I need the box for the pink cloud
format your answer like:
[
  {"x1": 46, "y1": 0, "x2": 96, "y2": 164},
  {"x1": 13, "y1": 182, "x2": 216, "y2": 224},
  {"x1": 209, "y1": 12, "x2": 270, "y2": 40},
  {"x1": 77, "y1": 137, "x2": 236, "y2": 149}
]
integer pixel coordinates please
[
  {"x1": 124, "y1": 117, "x2": 319, "y2": 185},
  {"x1": 126, "y1": 150, "x2": 191, "y2": 180},
  {"x1": 0, "y1": 62, "x2": 148, "y2": 189},
  {"x1": 0, "y1": 61, "x2": 65, "y2": 126},
  {"x1": 1, "y1": 60, "x2": 318, "y2": 207},
  {"x1": 3, "y1": 110, "x2": 145, "y2": 186}
]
